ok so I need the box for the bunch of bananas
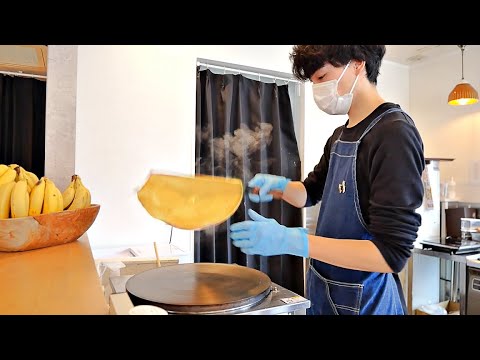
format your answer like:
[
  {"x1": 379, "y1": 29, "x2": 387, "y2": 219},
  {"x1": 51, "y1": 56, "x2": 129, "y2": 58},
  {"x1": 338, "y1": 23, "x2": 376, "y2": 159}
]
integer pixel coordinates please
[
  {"x1": 0, "y1": 164, "x2": 92, "y2": 220},
  {"x1": 61, "y1": 174, "x2": 91, "y2": 211}
]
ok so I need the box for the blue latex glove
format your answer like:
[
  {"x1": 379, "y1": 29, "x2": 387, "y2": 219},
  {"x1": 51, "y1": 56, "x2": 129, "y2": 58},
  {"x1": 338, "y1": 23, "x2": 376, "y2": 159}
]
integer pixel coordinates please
[
  {"x1": 248, "y1": 173, "x2": 291, "y2": 203},
  {"x1": 230, "y1": 209, "x2": 309, "y2": 257}
]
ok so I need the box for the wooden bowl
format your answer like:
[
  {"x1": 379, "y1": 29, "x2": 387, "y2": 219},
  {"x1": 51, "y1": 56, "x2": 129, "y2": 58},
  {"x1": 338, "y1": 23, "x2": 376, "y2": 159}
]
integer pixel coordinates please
[{"x1": 0, "y1": 204, "x2": 100, "y2": 252}]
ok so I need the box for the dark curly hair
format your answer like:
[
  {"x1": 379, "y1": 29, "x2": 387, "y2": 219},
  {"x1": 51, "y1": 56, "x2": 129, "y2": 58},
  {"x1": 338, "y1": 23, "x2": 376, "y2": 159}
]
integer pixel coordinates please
[{"x1": 289, "y1": 45, "x2": 386, "y2": 85}]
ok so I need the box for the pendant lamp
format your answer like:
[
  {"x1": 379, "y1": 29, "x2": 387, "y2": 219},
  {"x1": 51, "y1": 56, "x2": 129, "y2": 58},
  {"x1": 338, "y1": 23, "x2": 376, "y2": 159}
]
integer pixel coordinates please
[{"x1": 448, "y1": 45, "x2": 479, "y2": 106}]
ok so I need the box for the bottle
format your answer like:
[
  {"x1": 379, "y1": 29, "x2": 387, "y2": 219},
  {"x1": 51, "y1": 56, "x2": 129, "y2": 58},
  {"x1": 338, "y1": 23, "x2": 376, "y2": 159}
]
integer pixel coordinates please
[
  {"x1": 440, "y1": 182, "x2": 447, "y2": 201},
  {"x1": 447, "y1": 177, "x2": 456, "y2": 201}
]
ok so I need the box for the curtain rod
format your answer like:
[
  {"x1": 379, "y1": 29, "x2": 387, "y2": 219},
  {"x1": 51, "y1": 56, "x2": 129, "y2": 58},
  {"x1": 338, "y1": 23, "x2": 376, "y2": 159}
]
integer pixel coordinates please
[
  {"x1": 196, "y1": 61, "x2": 301, "y2": 84},
  {"x1": 0, "y1": 70, "x2": 47, "y2": 80}
]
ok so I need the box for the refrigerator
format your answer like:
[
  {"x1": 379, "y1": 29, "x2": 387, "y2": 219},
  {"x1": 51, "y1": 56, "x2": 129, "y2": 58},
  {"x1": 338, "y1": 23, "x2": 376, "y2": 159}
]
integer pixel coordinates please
[{"x1": 411, "y1": 159, "x2": 443, "y2": 311}]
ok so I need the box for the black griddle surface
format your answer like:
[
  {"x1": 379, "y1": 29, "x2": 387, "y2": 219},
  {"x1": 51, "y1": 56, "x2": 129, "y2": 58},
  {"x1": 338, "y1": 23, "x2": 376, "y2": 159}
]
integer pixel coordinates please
[{"x1": 125, "y1": 263, "x2": 272, "y2": 314}]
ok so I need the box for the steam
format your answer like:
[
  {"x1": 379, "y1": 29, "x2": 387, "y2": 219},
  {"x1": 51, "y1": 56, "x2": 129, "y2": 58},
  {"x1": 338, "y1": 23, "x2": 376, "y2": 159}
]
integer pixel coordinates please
[{"x1": 196, "y1": 123, "x2": 274, "y2": 182}]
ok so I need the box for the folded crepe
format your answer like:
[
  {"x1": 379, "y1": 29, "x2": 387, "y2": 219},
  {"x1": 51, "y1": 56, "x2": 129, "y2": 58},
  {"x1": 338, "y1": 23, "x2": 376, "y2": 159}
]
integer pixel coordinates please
[{"x1": 137, "y1": 173, "x2": 244, "y2": 230}]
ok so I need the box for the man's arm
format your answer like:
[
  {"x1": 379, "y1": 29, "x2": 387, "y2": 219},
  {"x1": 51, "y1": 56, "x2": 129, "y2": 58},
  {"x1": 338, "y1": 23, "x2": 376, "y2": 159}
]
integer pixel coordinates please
[
  {"x1": 307, "y1": 235, "x2": 393, "y2": 273},
  {"x1": 281, "y1": 181, "x2": 308, "y2": 208}
]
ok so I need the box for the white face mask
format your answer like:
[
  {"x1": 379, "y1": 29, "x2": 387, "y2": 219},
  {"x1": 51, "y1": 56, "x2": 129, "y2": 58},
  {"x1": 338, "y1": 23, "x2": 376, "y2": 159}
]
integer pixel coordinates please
[{"x1": 312, "y1": 61, "x2": 360, "y2": 115}]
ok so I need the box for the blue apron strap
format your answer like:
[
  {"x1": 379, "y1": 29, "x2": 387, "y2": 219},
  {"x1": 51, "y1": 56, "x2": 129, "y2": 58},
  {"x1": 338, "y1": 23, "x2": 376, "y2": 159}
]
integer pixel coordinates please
[{"x1": 358, "y1": 107, "x2": 403, "y2": 142}]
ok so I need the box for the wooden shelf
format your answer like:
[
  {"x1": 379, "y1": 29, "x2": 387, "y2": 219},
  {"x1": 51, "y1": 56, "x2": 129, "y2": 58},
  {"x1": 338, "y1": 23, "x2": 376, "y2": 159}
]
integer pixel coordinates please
[
  {"x1": 0, "y1": 234, "x2": 109, "y2": 315},
  {"x1": 425, "y1": 157, "x2": 455, "y2": 164}
]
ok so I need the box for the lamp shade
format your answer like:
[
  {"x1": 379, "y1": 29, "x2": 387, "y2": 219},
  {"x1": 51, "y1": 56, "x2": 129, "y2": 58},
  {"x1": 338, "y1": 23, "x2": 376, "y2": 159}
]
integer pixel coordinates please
[{"x1": 448, "y1": 80, "x2": 479, "y2": 106}]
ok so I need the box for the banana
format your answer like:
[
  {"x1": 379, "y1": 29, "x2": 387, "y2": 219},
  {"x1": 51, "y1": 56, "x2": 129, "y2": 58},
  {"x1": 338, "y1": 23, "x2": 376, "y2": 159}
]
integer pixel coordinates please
[
  {"x1": 24, "y1": 170, "x2": 39, "y2": 192},
  {"x1": 0, "y1": 168, "x2": 17, "y2": 187},
  {"x1": 29, "y1": 178, "x2": 46, "y2": 216},
  {"x1": 67, "y1": 176, "x2": 90, "y2": 210},
  {"x1": 42, "y1": 178, "x2": 59, "y2": 214},
  {"x1": 8, "y1": 164, "x2": 19, "y2": 169},
  {"x1": 85, "y1": 187, "x2": 91, "y2": 207},
  {"x1": 54, "y1": 186, "x2": 63, "y2": 212},
  {"x1": 10, "y1": 179, "x2": 29, "y2": 218},
  {"x1": 0, "y1": 181, "x2": 15, "y2": 219},
  {"x1": 62, "y1": 175, "x2": 78, "y2": 210},
  {"x1": 14, "y1": 167, "x2": 31, "y2": 193},
  {"x1": 77, "y1": 176, "x2": 91, "y2": 208},
  {"x1": 14, "y1": 167, "x2": 23, "y2": 181},
  {"x1": 0, "y1": 164, "x2": 9, "y2": 178}
]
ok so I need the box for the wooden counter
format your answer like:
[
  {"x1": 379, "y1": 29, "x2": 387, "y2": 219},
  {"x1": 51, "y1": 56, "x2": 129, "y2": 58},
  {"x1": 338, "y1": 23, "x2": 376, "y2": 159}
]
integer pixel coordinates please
[{"x1": 0, "y1": 234, "x2": 109, "y2": 315}]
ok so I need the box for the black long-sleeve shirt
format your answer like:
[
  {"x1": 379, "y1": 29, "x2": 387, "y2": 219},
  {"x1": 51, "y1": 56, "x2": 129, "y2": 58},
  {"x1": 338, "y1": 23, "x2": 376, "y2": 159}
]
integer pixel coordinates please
[{"x1": 303, "y1": 102, "x2": 425, "y2": 273}]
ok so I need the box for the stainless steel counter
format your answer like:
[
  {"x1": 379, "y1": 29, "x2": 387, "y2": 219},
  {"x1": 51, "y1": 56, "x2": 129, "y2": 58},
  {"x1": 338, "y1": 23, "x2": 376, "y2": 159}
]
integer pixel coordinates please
[
  {"x1": 110, "y1": 275, "x2": 311, "y2": 315},
  {"x1": 466, "y1": 254, "x2": 480, "y2": 269},
  {"x1": 409, "y1": 245, "x2": 480, "y2": 315}
]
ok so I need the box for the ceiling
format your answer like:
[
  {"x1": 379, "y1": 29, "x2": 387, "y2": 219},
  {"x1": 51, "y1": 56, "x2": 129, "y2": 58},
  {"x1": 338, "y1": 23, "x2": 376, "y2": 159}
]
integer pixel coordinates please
[
  {"x1": 0, "y1": 45, "x2": 472, "y2": 75},
  {"x1": 384, "y1": 45, "x2": 478, "y2": 66}
]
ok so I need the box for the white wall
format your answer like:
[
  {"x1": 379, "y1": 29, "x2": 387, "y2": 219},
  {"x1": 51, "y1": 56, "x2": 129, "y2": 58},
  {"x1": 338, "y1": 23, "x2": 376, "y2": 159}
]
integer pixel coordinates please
[
  {"x1": 75, "y1": 45, "x2": 295, "y2": 260},
  {"x1": 409, "y1": 47, "x2": 480, "y2": 202}
]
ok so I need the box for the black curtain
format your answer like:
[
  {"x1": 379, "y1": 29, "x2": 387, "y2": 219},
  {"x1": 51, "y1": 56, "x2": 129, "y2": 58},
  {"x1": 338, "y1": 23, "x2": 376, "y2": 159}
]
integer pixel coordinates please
[
  {"x1": 0, "y1": 74, "x2": 46, "y2": 176},
  {"x1": 195, "y1": 68, "x2": 304, "y2": 296}
]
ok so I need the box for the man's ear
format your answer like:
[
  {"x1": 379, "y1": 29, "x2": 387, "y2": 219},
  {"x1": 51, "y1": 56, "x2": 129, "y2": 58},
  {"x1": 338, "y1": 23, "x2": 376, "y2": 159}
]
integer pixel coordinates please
[{"x1": 354, "y1": 60, "x2": 366, "y2": 75}]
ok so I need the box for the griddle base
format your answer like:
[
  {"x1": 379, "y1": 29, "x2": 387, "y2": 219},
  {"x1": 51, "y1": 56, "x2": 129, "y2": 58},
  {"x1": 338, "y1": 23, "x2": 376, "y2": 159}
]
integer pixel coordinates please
[{"x1": 110, "y1": 275, "x2": 310, "y2": 315}]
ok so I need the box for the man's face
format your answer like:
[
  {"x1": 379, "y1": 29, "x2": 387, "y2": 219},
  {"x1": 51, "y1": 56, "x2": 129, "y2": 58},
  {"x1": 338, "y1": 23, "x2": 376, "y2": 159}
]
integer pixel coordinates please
[{"x1": 310, "y1": 62, "x2": 360, "y2": 96}]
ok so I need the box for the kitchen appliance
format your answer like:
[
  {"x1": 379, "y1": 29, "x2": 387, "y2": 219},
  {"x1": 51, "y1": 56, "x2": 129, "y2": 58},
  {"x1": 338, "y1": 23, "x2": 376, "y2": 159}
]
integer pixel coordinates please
[
  {"x1": 415, "y1": 158, "x2": 480, "y2": 253},
  {"x1": 109, "y1": 263, "x2": 310, "y2": 315},
  {"x1": 132, "y1": 173, "x2": 309, "y2": 315},
  {"x1": 460, "y1": 217, "x2": 480, "y2": 241},
  {"x1": 446, "y1": 208, "x2": 477, "y2": 239},
  {"x1": 432, "y1": 201, "x2": 480, "y2": 254},
  {"x1": 466, "y1": 255, "x2": 480, "y2": 315}
]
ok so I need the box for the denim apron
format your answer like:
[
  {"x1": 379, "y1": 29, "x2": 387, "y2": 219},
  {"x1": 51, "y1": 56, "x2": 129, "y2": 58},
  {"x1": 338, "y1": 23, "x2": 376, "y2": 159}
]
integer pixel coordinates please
[{"x1": 306, "y1": 107, "x2": 406, "y2": 315}]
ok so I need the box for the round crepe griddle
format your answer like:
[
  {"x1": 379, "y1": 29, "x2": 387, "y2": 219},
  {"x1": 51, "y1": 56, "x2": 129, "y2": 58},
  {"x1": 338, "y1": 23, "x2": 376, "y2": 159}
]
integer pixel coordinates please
[{"x1": 125, "y1": 263, "x2": 272, "y2": 314}]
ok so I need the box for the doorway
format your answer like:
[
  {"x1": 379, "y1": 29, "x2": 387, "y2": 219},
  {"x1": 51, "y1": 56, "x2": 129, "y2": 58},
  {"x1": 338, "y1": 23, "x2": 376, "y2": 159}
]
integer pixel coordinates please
[
  {"x1": 194, "y1": 58, "x2": 306, "y2": 295},
  {"x1": 0, "y1": 45, "x2": 48, "y2": 177}
]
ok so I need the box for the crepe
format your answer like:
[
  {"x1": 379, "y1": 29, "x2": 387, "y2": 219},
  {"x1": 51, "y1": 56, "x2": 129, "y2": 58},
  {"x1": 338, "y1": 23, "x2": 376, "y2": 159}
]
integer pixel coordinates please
[{"x1": 137, "y1": 173, "x2": 244, "y2": 230}]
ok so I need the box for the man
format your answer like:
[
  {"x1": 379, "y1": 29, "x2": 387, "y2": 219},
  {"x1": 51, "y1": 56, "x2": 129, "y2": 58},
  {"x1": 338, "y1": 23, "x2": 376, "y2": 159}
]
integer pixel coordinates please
[{"x1": 229, "y1": 45, "x2": 425, "y2": 315}]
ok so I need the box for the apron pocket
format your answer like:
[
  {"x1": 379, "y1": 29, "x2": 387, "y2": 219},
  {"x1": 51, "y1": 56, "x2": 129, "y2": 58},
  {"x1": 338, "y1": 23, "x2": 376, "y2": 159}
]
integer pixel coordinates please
[
  {"x1": 326, "y1": 279, "x2": 363, "y2": 315},
  {"x1": 309, "y1": 264, "x2": 363, "y2": 315}
]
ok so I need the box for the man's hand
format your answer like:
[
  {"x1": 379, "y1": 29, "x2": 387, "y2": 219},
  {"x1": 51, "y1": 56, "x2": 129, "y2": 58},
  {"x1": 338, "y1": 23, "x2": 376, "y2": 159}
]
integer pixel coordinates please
[
  {"x1": 247, "y1": 174, "x2": 290, "y2": 203},
  {"x1": 229, "y1": 209, "x2": 309, "y2": 257}
]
